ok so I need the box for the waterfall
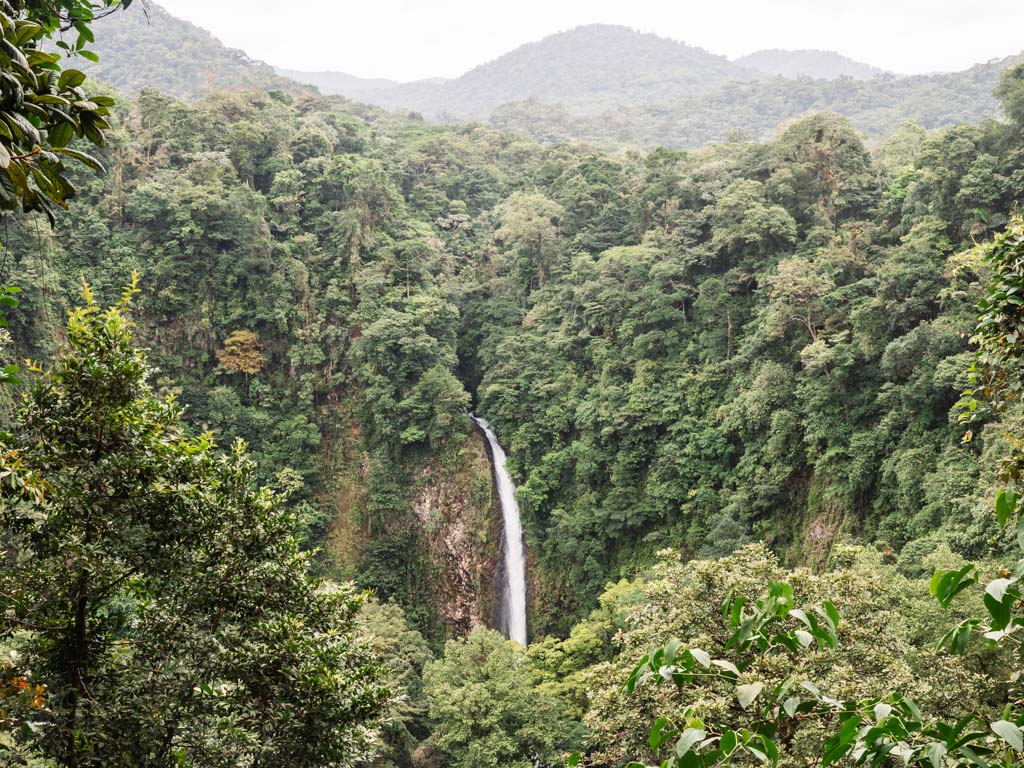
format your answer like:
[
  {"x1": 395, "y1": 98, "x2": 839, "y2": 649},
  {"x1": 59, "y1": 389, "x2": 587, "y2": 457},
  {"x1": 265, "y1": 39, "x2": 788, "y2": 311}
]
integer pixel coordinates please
[{"x1": 472, "y1": 415, "x2": 528, "y2": 646}]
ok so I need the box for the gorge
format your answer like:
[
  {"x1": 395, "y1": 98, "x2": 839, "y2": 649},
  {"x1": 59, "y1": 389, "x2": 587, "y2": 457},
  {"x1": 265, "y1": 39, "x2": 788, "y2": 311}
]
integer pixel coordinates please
[{"x1": 4, "y1": 2, "x2": 1024, "y2": 764}]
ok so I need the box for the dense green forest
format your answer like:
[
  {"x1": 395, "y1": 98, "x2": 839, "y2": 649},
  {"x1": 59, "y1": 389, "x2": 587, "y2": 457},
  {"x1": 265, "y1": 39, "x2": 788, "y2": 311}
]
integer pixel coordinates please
[
  {"x1": 3, "y1": 0, "x2": 1024, "y2": 766},
  {"x1": 8, "y1": 56, "x2": 1024, "y2": 635}
]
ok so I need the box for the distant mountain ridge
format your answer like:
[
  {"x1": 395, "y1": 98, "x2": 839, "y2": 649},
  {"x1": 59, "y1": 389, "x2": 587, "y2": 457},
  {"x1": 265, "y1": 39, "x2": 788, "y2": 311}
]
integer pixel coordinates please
[
  {"x1": 735, "y1": 49, "x2": 888, "y2": 80},
  {"x1": 487, "y1": 50, "x2": 1022, "y2": 149},
  {"x1": 83, "y1": 3, "x2": 1022, "y2": 150},
  {"x1": 282, "y1": 25, "x2": 761, "y2": 119},
  {"x1": 431, "y1": 24, "x2": 760, "y2": 116}
]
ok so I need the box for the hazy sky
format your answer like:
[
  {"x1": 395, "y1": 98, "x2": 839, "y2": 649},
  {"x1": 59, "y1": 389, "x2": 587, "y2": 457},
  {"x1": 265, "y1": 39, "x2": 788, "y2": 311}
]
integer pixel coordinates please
[{"x1": 156, "y1": 0, "x2": 1023, "y2": 82}]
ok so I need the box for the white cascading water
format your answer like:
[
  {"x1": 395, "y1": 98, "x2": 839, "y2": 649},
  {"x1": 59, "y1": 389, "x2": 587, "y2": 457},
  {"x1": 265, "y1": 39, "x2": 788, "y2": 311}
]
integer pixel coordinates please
[{"x1": 472, "y1": 415, "x2": 528, "y2": 646}]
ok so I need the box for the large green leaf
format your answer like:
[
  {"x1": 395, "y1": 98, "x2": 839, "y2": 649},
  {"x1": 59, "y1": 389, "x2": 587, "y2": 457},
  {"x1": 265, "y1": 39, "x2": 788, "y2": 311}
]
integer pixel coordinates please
[{"x1": 990, "y1": 720, "x2": 1022, "y2": 752}]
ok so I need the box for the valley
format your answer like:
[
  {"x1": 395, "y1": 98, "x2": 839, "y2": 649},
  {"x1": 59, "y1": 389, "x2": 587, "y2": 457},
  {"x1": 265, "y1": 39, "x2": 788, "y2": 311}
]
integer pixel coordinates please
[{"x1": 2, "y1": 2, "x2": 1024, "y2": 767}]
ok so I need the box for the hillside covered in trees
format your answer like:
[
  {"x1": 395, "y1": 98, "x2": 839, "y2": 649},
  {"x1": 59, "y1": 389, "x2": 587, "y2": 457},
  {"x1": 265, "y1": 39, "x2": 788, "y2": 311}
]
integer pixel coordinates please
[
  {"x1": 4, "y1": 1, "x2": 1024, "y2": 767},
  {"x1": 485, "y1": 55, "x2": 1023, "y2": 149},
  {"x1": 69, "y1": 2, "x2": 307, "y2": 99},
  {"x1": 5, "y1": 60, "x2": 1022, "y2": 634}
]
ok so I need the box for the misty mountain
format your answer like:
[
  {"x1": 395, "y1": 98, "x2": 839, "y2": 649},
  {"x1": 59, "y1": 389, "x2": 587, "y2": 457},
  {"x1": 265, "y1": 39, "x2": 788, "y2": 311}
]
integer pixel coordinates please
[
  {"x1": 77, "y1": 3, "x2": 305, "y2": 100},
  {"x1": 735, "y1": 48, "x2": 888, "y2": 80},
  {"x1": 489, "y1": 51, "x2": 1021, "y2": 148},
  {"x1": 276, "y1": 71, "x2": 451, "y2": 117},
  {"x1": 82, "y1": 3, "x2": 1020, "y2": 151},
  {"x1": 276, "y1": 71, "x2": 401, "y2": 93},
  {"x1": 283, "y1": 24, "x2": 761, "y2": 118}
]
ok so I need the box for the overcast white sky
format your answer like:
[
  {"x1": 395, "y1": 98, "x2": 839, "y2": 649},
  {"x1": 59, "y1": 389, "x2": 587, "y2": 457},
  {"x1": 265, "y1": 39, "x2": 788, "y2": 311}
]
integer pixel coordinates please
[{"x1": 155, "y1": 0, "x2": 1023, "y2": 82}]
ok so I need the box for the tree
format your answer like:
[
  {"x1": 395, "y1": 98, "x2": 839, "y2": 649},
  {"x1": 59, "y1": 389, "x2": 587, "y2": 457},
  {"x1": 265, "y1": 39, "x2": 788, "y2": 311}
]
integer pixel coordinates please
[
  {"x1": 494, "y1": 192, "x2": 564, "y2": 292},
  {"x1": 351, "y1": 294, "x2": 467, "y2": 457},
  {"x1": 995, "y1": 64, "x2": 1024, "y2": 129},
  {"x1": 422, "y1": 629, "x2": 577, "y2": 768},
  {"x1": 215, "y1": 328, "x2": 265, "y2": 376},
  {"x1": 0, "y1": 285, "x2": 21, "y2": 383},
  {"x1": 710, "y1": 179, "x2": 797, "y2": 261},
  {"x1": 357, "y1": 597, "x2": 434, "y2": 768},
  {"x1": 961, "y1": 215, "x2": 1024, "y2": 441},
  {"x1": 948, "y1": 215, "x2": 1024, "y2": 693},
  {"x1": 0, "y1": 284, "x2": 389, "y2": 767},
  {"x1": 763, "y1": 255, "x2": 836, "y2": 343},
  {"x1": 603, "y1": 546, "x2": 1013, "y2": 768},
  {"x1": 770, "y1": 113, "x2": 874, "y2": 232},
  {"x1": 0, "y1": 0, "x2": 128, "y2": 387}
]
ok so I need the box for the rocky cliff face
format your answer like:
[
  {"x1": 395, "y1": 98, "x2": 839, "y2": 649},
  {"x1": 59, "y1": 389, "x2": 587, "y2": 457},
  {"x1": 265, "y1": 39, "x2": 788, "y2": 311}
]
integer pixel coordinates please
[
  {"x1": 323, "y1": 417, "x2": 502, "y2": 642},
  {"x1": 411, "y1": 432, "x2": 502, "y2": 637}
]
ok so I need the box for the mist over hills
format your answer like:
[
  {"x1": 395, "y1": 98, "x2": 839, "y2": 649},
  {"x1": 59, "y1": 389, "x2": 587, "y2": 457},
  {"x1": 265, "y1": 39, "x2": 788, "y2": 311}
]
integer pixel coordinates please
[
  {"x1": 734, "y1": 48, "x2": 888, "y2": 80},
  {"x1": 82, "y1": 2, "x2": 1020, "y2": 149},
  {"x1": 487, "y1": 51, "x2": 1022, "y2": 148},
  {"x1": 282, "y1": 25, "x2": 760, "y2": 119},
  {"x1": 274, "y1": 69, "x2": 409, "y2": 98}
]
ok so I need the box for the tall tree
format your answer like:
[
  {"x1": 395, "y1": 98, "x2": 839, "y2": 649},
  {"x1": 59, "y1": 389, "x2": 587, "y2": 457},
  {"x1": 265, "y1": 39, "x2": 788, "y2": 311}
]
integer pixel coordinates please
[
  {"x1": 0, "y1": 285, "x2": 389, "y2": 767},
  {"x1": 423, "y1": 629, "x2": 576, "y2": 768},
  {"x1": 996, "y1": 64, "x2": 1024, "y2": 128},
  {"x1": 494, "y1": 192, "x2": 564, "y2": 293}
]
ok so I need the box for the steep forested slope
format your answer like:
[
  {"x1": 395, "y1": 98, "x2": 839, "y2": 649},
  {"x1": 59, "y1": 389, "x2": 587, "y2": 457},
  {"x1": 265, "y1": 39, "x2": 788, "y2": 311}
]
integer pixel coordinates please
[
  {"x1": 1, "y1": 88, "x2": 500, "y2": 643},
  {"x1": 472, "y1": 110, "x2": 1024, "y2": 630},
  {"x1": 73, "y1": 2, "x2": 306, "y2": 98},
  {"x1": 4, "y1": 64, "x2": 1024, "y2": 640}
]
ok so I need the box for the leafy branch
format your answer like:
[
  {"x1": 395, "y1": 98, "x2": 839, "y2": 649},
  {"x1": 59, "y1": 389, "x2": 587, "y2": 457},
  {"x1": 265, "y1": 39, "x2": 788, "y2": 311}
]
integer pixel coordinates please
[{"x1": 597, "y1": 577, "x2": 1022, "y2": 768}]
